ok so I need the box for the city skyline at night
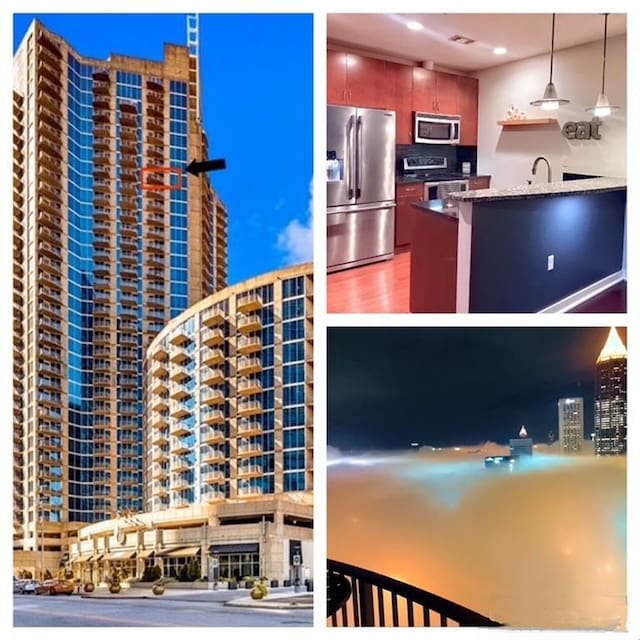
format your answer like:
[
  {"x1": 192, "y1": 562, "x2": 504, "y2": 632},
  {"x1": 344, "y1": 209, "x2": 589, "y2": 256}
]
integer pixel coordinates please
[{"x1": 328, "y1": 327, "x2": 627, "y2": 450}]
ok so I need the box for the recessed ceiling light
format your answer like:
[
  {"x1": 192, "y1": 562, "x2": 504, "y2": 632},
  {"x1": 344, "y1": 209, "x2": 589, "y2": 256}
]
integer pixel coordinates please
[
  {"x1": 493, "y1": 47, "x2": 507, "y2": 55},
  {"x1": 407, "y1": 21, "x2": 424, "y2": 31}
]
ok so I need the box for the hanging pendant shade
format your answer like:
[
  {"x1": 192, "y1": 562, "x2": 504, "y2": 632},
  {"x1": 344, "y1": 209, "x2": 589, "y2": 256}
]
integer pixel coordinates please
[
  {"x1": 586, "y1": 14, "x2": 619, "y2": 117},
  {"x1": 530, "y1": 14, "x2": 570, "y2": 110}
]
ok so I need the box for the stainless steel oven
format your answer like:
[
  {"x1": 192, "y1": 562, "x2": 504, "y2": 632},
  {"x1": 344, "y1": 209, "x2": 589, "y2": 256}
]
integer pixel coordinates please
[
  {"x1": 424, "y1": 179, "x2": 469, "y2": 202},
  {"x1": 414, "y1": 112, "x2": 461, "y2": 144}
]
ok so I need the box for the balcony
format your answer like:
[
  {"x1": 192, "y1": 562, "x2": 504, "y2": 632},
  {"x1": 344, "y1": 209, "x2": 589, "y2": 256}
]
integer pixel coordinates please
[
  {"x1": 202, "y1": 306, "x2": 225, "y2": 327},
  {"x1": 170, "y1": 401, "x2": 190, "y2": 420},
  {"x1": 236, "y1": 398, "x2": 262, "y2": 418},
  {"x1": 201, "y1": 427, "x2": 225, "y2": 445},
  {"x1": 201, "y1": 388, "x2": 224, "y2": 406},
  {"x1": 236, "y1": 378, "x2": 262, "y2": 396},
  {"x1": 237, "y1": 463, "x2": 263, "y2": 478},
  {"x1": 237, "y1": 312, "x2": 262, "y2": 334},
  {"x1": 236, "y1": 356, "x2": 262, "y2": 375},
  {"x1": 171, "y1": 438, "x2": 189, "y2": 454},
  {"x1": 201, "y1": 408, "x2": 225, "y2": 425},
  {"x1": 151, "y1": 395, "x2": 169, "y2": 412},
  {"x1": 202, "y1": 469, "x2": 225, "y2": 483},
  {"x1": 237, "y1": 419, "x2": 262, "y2": 437},
  {"x1": 202, "y1": 327, "x2": 225, "y2": 347},
  {"x1": 201, "y1": 347, "x2": 224, "y2": 366},
  {"x1": 171, "y1": 456, "x2": 191, "y2": 472},
  {"x1": 237, "y1": 335, "x2": 262, "y2": 354},
  {"x1": 152, "y1": 465, "x2": 168, "y2": 480},
  {"x1": 237, "y1": 442, "x2": 263, "y2": 458},
  {"x1": 327, "y1": 560, "x2": 504, "y2": 628},
  {"x1": 237, "y1": 291, "x2": 262, "y2": 313},
  {"x1": 151, "y1": 429, "x2": 169, "y2": 446}
]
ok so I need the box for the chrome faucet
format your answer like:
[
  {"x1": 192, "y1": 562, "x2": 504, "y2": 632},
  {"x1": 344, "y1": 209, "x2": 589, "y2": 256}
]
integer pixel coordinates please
[{"x1": 531, "y1": 156, "x2": 552, "y2": 183}]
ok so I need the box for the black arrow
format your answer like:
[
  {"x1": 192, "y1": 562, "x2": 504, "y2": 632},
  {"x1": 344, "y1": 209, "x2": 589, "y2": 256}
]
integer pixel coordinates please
[{"x1": 186, "y1": 158, "x2": 227, "y2": 176}]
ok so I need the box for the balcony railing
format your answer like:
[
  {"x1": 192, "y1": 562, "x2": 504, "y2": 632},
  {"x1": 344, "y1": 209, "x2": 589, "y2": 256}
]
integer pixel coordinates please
[{"x1": 327, "y1": 559, "x2": 503, "y2": 628}]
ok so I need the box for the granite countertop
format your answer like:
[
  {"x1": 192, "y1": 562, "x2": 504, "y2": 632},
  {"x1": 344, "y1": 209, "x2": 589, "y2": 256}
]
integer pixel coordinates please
[
  {"x1": 411, "y1": 199, "x2": 459, "y2": 220},
  {"x1": 396, "y1": 173, "x2": 491, "y2": 185},
  {"x1": 448, "y1": 177, "x2": 626, "y2": 202}
]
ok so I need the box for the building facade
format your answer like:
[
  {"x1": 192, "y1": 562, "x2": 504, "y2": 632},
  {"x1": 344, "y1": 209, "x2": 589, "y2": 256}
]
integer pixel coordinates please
[
  {"x1": 509, "y1": 425, "x2": 533, "y2": 457},
  {"x1": 144, "y1": 263, "x2": 313, "y2": 510},
  {"x1": 67, "y1": 264, "x2": 314, "y2": 585},
  {"x1": 594, "y1": 327, "x2": 627, "y2": 456},
  {"x1": 13, "y1": 20, "x2": 227, "y2": 575},
  {"x1": 558, "y1": 398, "x2": 584, "y2": 454}
]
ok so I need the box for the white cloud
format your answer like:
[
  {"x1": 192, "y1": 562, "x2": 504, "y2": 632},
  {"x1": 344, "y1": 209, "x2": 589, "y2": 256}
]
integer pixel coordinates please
[{"x1": 276, "y1": 179, "x2": 313, "y2": 264}]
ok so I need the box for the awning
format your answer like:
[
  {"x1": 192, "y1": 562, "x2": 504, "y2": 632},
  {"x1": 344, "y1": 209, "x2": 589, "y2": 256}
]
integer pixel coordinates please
[
  {"x1": 102, "y1": 551, "x2": 135, "y2": 561},
  {"x1": 209, "y1": 542, "x2": 259, "y2": 554},
  {"x1": 72, "y1": 554, "x2": 93, "y2": 563},
  {"x1": 165, "y1": 546, "x2": 201, "y2": 558},
  {"x1": 89, "y1": 554, "x2": 104, "y2": 562},
  {"x1": 136, "y1": 549, "x2": 155, "y2": 559}
]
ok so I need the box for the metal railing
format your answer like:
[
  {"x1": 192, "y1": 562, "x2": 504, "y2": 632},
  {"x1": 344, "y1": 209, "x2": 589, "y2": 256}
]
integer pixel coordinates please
[{"x1": 327, "y1": 559, "x2": 503, "y2": 628}]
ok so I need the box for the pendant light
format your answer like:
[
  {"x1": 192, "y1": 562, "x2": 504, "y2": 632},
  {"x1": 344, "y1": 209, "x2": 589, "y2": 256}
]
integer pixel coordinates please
[
  {"x1": 530, "y1": 14, "x2": 570, "y2": 110},
  {"x1": 586, "y1": 14, "x2": 619, "y2": 117}
]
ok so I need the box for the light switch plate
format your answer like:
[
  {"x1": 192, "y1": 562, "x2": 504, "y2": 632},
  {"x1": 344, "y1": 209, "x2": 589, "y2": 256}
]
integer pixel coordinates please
[{"x1": 547, "y1": 254, "x2": 554, "y2": 271}]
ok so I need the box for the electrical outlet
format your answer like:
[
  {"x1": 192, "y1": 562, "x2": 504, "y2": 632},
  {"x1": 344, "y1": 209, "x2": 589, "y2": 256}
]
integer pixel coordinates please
[{"x1": 547, "y1": 254, "x2": 554, "y2": 271}]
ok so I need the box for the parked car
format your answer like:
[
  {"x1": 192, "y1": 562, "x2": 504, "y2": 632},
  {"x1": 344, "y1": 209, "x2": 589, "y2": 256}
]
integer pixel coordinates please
[
  {"x1": 36, "y1": 579, "x2": 74, "y2": 595},
  {"x1": 13, "y1": 578, "x2": 27, "y2": 593},
  {"x1": 20, "y1": 579, "x2": 40, "y2": 595}
]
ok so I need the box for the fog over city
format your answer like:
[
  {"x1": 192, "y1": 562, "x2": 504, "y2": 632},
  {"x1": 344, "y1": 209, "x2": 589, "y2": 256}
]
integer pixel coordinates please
[{"x1": 328, "y1": 444, "x2": 626, "y2": 630}]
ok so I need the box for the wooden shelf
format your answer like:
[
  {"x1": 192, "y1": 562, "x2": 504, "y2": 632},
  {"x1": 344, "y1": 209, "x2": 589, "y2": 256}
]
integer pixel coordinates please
[{"x1": 497, "y1": 118, "x2": 558, "y2": 127}]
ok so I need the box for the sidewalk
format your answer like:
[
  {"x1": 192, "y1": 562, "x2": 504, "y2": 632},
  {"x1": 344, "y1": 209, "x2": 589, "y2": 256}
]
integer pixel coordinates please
[{"x1": 81, "y1": 585, "x2": 313, "y2": 609}]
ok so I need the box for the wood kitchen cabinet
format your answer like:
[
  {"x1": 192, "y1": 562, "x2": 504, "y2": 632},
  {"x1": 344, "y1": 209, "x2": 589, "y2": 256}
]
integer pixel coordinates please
[
  {"x1": 327, "y1": 50, "x2": 393, "y2": 109},
  {"x1": 412, "y1": 68, "x2": 458, "y2": 115},
  {"x1": 328, "y1": 49, "x2": 479, "y2": 147},
  {"x1": 327, "y1": 50, "x2": 348, "y2": 104},
  {"x1": 457, "y1": 75, "x2": 479, "y2": 145},
  {"x1": 395, "y1": 182, "x2": 423, "y2": 249},
  {"x1": 393, "y1": 63, "x2": 413, "y2": 144}
]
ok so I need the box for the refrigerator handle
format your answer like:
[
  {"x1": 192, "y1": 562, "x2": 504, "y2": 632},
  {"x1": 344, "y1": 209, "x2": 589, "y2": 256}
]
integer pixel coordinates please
[
  {"x1": 346, "y1": 115, "x2": 355, "y2": 200},
  {"x1": 356, "y1": 115, "x2": 363, "y2": 199}
]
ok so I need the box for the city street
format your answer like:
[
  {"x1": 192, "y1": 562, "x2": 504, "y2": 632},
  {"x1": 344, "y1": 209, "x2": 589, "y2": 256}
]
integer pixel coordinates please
[{"x1": 13, "y1": 591, "x2": 313, "y2": 627}]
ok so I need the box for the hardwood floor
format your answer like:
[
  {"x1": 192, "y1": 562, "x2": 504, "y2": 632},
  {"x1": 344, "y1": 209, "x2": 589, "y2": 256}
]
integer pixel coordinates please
[
  {"x1": 327, "y1": 251, "x2": 626, "y2": 314},
  {"x1": 327, "y1": 251, "x2": 410, "y2": 313}
]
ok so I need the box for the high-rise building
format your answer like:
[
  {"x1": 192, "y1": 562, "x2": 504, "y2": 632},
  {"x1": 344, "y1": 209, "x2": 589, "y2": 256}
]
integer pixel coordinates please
[
  {"x1": 68, "y1": 264, "x2": 313, "y2": 585},
  {"x1": 13, "y1": 19, "x2": 227, "y2": 572},
  {"x1": 509, "y1": 425, "x2": 533, "y2": 457},
  {"x1": 558, "y1": 398, "x2": 584, "y2": 454},
  {"x1": 594, "y1": 327, "x2": 627, "y2": 455}
]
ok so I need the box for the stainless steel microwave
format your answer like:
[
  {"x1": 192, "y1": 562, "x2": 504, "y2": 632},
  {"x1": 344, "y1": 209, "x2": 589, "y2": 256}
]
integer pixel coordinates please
[{"x1": 414, "y1": 112, "x2": 461, "y2": 144}]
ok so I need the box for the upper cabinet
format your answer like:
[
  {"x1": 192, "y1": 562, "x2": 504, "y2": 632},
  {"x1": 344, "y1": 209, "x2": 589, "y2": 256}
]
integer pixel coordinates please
[
  {"x1": 328, "y1": 49, "x2": 479, "y2": 147},
  {"x1": 327, "y1": 51, "x2": 394, "y2": 109},
  {"x1": 457, "y1": 75, "x2": 479, "y2": 146}
]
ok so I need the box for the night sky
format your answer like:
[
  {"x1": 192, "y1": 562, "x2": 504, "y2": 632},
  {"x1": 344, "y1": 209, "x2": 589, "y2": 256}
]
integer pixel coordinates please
[{"x1": 328, "y1": 327, "x2": 627, "y2": 450}]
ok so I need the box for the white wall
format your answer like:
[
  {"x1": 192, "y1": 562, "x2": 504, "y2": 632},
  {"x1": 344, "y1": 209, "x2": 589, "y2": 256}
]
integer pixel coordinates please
[{"x1": 476, "y1": 34, "x2": 626, "y2": 188}]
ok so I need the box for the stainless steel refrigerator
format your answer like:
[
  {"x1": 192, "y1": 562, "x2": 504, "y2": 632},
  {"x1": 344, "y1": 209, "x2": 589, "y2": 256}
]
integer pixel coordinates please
[{"x1": 327, "y1": 106, "x2": 396, "y2": 272}]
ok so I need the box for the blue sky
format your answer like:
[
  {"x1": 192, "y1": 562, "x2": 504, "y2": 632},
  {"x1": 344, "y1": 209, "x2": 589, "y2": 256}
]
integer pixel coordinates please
[{"x1": 14, "y1": 13, "x2": 313, "y2": 285}]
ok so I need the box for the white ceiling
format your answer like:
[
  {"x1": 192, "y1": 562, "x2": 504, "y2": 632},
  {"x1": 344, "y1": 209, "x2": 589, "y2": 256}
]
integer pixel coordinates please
[{"x1": 327, "y1": 13, "x2": 627, "y2": 72}]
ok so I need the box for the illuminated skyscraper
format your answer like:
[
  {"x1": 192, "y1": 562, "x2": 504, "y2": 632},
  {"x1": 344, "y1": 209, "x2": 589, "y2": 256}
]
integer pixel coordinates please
[
  {"x1": 509, "y1": 425, "x2": 533, "y2": 457},
  {"x1": 558, "y1": 398, "x2": 584, "y2": 454},
  {"x1": 13, "y1": 19, "x2": 227, "y2": 571},
  {"x1": 594, "y1": 327, "x2": 627, "y2": 455}
]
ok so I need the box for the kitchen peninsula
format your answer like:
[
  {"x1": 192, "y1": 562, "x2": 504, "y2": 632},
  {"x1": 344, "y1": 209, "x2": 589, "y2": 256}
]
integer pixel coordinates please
[{"x1": 409, "y1": 178, "x2": 626, "y2": 313}]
